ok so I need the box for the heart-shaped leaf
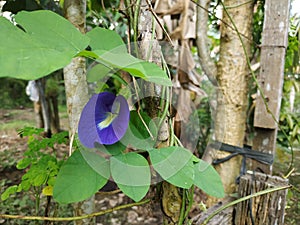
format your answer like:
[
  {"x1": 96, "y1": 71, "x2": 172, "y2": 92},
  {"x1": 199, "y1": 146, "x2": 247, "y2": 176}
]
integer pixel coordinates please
[
  {"x1": 149, "y1": 146, "x2": 194, "y2": 189},
  {"x1": 110, "y1": 152, "x2": 150, "y2": 202},
  {"x1": 0, "y1": 10, "x2": 89, "y2": 80},
  {"x1": 87, "y1": 27, "x2": 127, "y2": 53},
  {"x1": 90, "y1": 50, "x2": 172, "y2": 86},
  {"x1": 120, "y1": 111, "x2": 157, "y2": 150},
  {"x1": 53, "y1": 150, "x2": 109, "y2": 204},
  {"x1": 194, "y1": 160, "x2": 224, "y2": 198}
]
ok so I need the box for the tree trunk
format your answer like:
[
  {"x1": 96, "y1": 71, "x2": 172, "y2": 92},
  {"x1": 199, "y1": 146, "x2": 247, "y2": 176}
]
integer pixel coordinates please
[
  {"x1": 137, "y1": 1, "x2": 181, "y2": 224},
  {"x1": 36, "y1": 79, "x2": 51, "y2": 137},
  {"x1": 63, "y1": 0, "x2": 92, "y2": 224},
  {"x1": 202, "y1": 0, "x2": 254, "y2": 203},
  {"x1": 196, "y1": 0, "x2": 218, "y2": 86}
]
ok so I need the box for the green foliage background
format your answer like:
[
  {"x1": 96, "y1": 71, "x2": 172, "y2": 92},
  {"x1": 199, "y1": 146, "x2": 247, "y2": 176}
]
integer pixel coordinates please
[{"x1": 0, "y1": 78, "x2": 31, "y2": 108}]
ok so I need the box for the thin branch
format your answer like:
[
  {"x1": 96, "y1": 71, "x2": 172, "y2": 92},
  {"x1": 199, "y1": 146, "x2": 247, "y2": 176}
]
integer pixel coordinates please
[
  {"x1": 133, "y1": 0, "x2": 141, "y2": 45},
  {"x1": 101, "y1": 0, "x2": 114, "y2": 25},
  {"x1": 195, "y1": 0, "x2": 218, "y2": 86},
  {"x1": 97, "y1": 189, "x2": 121, "y2": 195},
  {"x1": 0, "y1": 199, "x2": 150, "y2": 222},
  {"x1": 132, "y1": 77, "x2": 155, "y2": 140},
  {"x1": 191, "y1": 0, "x2": 257, "y2": 47},
  {"x1": 145, "y1": 0, "x2": 174, "y2": 46}
]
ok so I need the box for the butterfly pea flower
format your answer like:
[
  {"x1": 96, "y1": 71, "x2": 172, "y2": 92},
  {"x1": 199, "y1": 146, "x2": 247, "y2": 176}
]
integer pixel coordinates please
[{"x1": 78, "y1": 92, "x2": 130, "y2": 148}]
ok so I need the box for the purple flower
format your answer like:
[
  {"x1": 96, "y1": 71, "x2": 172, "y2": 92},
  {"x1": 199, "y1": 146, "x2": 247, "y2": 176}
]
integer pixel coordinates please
[{"x1": 78, "y1": 92, "x2": 130, "y2": 147}]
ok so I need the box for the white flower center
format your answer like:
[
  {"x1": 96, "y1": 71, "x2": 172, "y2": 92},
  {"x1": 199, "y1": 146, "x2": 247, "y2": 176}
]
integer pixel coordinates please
[{"x1": 97, "y1": 101, "x2": 120, "y2": 130}]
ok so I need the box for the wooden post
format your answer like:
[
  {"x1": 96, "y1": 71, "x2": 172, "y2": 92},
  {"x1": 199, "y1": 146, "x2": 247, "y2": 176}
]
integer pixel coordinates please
[
  {"x1": 251, "y1": 0, "x2": 290, "y2": 173},
  {"x1": 191, "y1": 197, "x2": 234, "y2": 225},
  {"x1": 235, "y1": 172, "x2": 289, "y2": 225}
]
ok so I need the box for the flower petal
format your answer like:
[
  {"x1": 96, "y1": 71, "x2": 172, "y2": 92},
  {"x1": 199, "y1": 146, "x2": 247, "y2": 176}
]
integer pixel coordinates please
[
  {"x1": 94, "y1": 92, "x2": 116, "y2": 125},
  {"x1": 78, "y1": 92, "x2": 130, "y2": 148},
  {"x1": 111, "y1": 95, "x2": 130, "y2": 141},
  {"x1": 78, "y1": 94, "x2": 101, "y2": 148},
  {"x1": 96, "y1": 95, "x2": 130, "y2": 145}
]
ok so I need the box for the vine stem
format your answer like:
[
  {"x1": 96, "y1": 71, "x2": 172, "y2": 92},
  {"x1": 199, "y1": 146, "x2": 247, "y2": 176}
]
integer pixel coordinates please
[
  {"x1": 145, "y1": 0, "x2": 174, "y2": 46},
  {"x1": 191, "y1": 0, "x2": 258, "y2": 47},
  {"x1": 178, "y1": 187, "x2": 187, "y2": 225},
  {"x1": 0, "y1": 199, "x2": 150, "y2": 222},
  {"x1": 133, "y1": 0, "x2": 141, "y2": 57}
]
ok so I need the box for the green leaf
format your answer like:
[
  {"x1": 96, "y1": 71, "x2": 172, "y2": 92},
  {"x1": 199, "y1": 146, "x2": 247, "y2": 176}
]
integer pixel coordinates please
[
  {"x1": 121, "y1": 111, "x2": 157, "y2": 150},
  {"x1": 125, "y1": 61, "x2": 172, "y2": 86},
  {"x1": 53, "y1": 150, "x2": 109, "y2": 204},
  {"x1": 193, "y1": 160, "x2": 224, "y2": 198},
  {"x1": 87, "y1": 27, "x2": 127, "y2": 53},
  {"x1": 15, "y1": 10, "x2": 88, "y2": 52},
  {"x1": 80, "y1": 149, "x2": 111, "y2": 177},
  {"x1": 110, "y1": 152, "x2": 150, "y2": 202},
  {"x1": 149, "y1": 147, "x2": 194, "y2": 189},
  {"x1": 292, "y1": 124, "x2": 299, "y2": 138},
  {"x1": 95, "y1": 141, "x2": 127, "y2": 156},
  {"x1": 87, "y1": 63, "x2": 112, "y2": 83},
  {"x1": 19, "y1": 179, "x2": 31, "y2": 191},
  {"x1": 77, "y1": 50, "x2": 99, "y2": 59},
  {"x1": 33, "y1": 172, "x2": 48, "y2": 186},
  {"x1": 286, "y1": 114, "x2": 294, "y2": 129},
  {"x1": 16, "y1": 157, "x2": 32, "y2": 170},
  {"x1": 0, "y1": 10, "x2": 89, "y2": 80},
  {"x1": 1, "y1": 185, "x2": 18, "y2": 201},
  {"x1": 92, "y1": 50, "x2": 172, "y2": 86},
  {"x1": 94, "y1": 50, "x2": 143, "y2": 70}
]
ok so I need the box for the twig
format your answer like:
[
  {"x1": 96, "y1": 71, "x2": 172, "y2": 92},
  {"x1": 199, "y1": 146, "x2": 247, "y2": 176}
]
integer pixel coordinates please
[
  {"x1": 191, "y1": 0, "x2": 257, "y2": 47},
  {"x1": 145, "y1": 0, "x2": 174, "y2": 46},
  {"x1": 69, "y1": 132, "x2": 75, "y2": 156},
  {"x1": 101, "y1": 0, "x2": 114, "y2": 25},
  {"x1": 0, "y1": 199, "x2": 150, "y2": 222},
  {"x1": 97, "y1": 189, "x2": 121, "y2": 195}
]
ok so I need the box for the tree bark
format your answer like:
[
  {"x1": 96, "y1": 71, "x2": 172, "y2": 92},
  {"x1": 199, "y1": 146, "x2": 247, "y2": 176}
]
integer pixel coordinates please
[
  {"x1": 202, "y1": 0, "x2": 254, "y2": 203},
  {"x1": 196, "y1": 0, "x2": 218, "y2": 86},
  {"x1": 36, "y1": 79, "x2": 51, "y2": 137},
  {"x1": 63, "y1": 0, "x2": 89, "y2": 137},
  {"x1": 137, "y1": 1, "x2": 181, "y2": 224},
  {"x1": 63, "y1": 0, "x2": 93, "y2": 224},
  {"x1": 235, "y1": 172, "x2": 288, "y2": 225}
]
